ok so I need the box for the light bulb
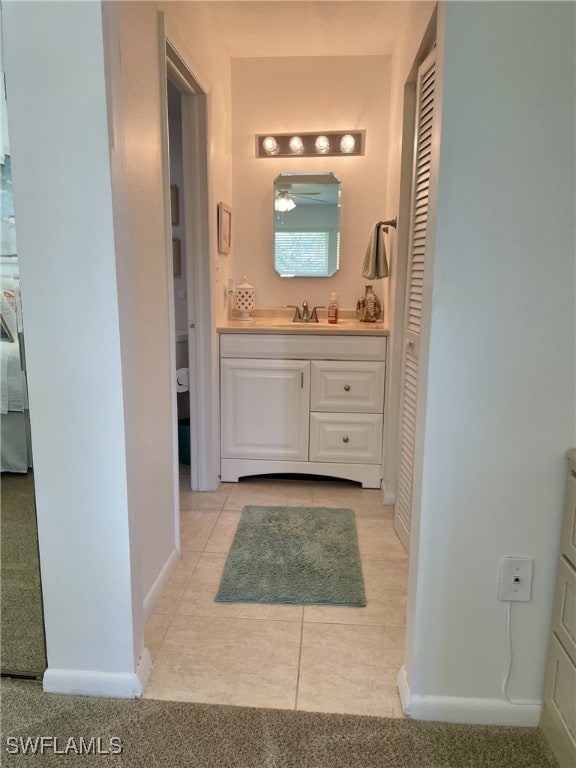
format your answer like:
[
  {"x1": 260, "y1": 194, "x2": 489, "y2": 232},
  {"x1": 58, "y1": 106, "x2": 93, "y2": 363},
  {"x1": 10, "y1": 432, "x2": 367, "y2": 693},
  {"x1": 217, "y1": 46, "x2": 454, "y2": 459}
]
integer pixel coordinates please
[
  {"x1": 340, "y1": 134, "x2": 356, "y2": 153},
  {"x1": 315, "y1": 135, "x2": 330, "y2": 154},
  {"x1": 262, "y1": 136, "x2": 279, "y2": 155},
  {"x1": 275, "y1": 193, "x2": 296, "y2": 212},
  {"x1": 289, "y1": 136, "x2": 304, "y2": 154}
]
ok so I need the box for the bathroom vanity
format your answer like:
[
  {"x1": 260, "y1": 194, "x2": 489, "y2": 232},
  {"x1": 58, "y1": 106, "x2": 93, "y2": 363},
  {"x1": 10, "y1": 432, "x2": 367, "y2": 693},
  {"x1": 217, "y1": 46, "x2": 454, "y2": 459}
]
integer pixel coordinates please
[{"x1": 217, "y1": 319, "x2": 388, "y2": 488}]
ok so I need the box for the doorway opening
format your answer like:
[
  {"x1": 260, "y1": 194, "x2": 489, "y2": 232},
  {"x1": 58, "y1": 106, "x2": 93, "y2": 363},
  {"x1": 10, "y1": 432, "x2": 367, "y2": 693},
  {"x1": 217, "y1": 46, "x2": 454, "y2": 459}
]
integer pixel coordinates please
[
  {"x1": 160, "y1": 31, "x2": 217, "y2": 500},
  {"x1": 166, "y1": 80, "x2": 191, "y2": 482}
]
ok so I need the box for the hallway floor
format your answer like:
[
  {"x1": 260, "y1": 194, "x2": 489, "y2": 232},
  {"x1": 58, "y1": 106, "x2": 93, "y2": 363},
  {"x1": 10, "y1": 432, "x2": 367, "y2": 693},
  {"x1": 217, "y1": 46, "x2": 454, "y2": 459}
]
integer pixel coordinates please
[{"x1": 143, "y1": 473, "x2": 408, "y2": 718}]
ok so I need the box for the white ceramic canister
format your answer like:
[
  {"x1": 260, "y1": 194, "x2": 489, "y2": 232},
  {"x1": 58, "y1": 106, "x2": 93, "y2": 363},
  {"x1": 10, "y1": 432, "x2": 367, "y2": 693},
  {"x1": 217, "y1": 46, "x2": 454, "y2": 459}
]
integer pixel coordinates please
[{"x1": 236, "y1": 276, "x2": 255, "y2": 321}]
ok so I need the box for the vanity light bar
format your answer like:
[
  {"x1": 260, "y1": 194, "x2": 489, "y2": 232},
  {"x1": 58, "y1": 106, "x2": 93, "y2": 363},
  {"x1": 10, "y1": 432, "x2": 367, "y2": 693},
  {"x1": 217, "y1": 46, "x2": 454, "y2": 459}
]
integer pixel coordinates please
[{"x1": 256, "y1": 131, "x2": 365, "y2": 158}]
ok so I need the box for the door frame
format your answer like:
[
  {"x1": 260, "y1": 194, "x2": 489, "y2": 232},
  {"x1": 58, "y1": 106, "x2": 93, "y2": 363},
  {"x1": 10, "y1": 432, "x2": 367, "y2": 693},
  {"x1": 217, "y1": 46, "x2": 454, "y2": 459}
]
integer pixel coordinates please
[{"x1": 158, "y1": 15, "x2": 217, "y2": 504}]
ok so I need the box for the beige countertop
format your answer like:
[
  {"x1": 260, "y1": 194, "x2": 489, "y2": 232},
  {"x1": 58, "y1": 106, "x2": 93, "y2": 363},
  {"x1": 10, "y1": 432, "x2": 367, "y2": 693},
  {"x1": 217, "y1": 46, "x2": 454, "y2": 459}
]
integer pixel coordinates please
[
  {"x1": 217, "y1": 319, "x2": 388, "y2": 335},
  {"x1": 217, "y1": 310, "x2": 389, "y2": 336}
]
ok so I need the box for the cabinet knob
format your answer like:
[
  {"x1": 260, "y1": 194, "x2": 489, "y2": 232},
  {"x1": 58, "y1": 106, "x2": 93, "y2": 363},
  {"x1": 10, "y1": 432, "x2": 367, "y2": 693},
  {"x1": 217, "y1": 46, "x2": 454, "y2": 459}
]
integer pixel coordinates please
[
  {"x1": 344, "y1": 384, "x2": 351, "y2": 392},
  {"x1": 342, "y1": 436, "x2": 350, "y2": 444}
]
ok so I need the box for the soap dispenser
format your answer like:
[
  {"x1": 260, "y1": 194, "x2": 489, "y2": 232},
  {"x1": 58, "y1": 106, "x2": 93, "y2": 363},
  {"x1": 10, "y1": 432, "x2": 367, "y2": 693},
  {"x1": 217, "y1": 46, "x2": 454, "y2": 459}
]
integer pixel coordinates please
[{"x1": 328, "y1": 292, "x2": 339, "y2": 324}]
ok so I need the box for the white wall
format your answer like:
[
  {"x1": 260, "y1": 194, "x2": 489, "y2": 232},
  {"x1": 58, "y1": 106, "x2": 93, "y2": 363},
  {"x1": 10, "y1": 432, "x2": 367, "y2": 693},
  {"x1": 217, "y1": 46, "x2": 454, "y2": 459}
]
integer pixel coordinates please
[
  {"x1": 159, "y1": 0, "x2": 235, "y2": 326},
  {"x1": 405, "y1": 0, "x2": 576, "y2": 724},
  {"x1": 231, "y1": 56, "x2": 391, "y2": 315},
  {"x1": 105, "y1": 1, "x2": 179, "y2": 626},
  {"x1": 108, "y1": 0, "x2": 233, "y2": 610},
  {"x1": 2, "y1": 1, "x2": 143, "y2": 694},
  {"x1": 2, "y1": 0, "x2": 234, "y2": 695}
]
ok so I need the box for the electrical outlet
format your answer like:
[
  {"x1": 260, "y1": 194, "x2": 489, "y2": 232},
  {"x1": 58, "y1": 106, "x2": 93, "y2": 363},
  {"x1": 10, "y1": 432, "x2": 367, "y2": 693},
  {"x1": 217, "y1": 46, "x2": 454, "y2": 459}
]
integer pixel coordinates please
[{"x1": 499, "y1": 557, "x2": 533, "y2": 602}]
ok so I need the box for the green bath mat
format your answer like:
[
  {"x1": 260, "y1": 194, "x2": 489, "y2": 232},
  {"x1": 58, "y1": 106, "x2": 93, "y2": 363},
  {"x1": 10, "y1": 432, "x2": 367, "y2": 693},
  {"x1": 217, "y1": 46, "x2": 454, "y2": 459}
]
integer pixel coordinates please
[{"x1": 215, "y1": 505, "x2": 366, "y2": 606}]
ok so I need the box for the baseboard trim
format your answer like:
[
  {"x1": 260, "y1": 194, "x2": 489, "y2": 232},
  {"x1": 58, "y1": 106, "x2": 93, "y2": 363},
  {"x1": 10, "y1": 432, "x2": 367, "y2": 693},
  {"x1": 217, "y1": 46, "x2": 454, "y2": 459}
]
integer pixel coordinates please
[
  {"x1": 143, "y1": 548, "x2": 179, "y2": 620},
  {"x1": 397, "y1": 666, "x2": 541, "y2": 726},
  {"x1": 381, "y1": 481, "x2": 396, "y2": 506},
  {"x1": 135, "y1": 647, "x2": 152, "y2": 691},
  {"x1": 43, "y1": 662, "x2": 149, "y2": 699},
  {"x1": 394, "y1": 514, "x2": 410, "y2": 552},
  {"x1": 397, "y1": 665, "x2": 411, "y2": 711}
]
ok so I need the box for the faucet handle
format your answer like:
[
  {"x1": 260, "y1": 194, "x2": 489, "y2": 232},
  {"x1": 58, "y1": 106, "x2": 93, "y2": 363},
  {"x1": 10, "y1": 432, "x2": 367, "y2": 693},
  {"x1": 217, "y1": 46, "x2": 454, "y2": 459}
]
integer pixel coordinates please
[
  {"x1": 310, "y1": 306, "x2": 325, "y2": 322},
  {"x1": 287, "y1": 305, "x2": 302, "y2": 321}
]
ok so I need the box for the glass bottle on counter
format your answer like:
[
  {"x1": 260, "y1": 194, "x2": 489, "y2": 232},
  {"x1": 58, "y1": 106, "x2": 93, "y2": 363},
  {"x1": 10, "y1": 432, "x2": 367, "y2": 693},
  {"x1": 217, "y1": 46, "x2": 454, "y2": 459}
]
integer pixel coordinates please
[{"x1": 327, "y1": 292, "x2": 339, "y2": 324}]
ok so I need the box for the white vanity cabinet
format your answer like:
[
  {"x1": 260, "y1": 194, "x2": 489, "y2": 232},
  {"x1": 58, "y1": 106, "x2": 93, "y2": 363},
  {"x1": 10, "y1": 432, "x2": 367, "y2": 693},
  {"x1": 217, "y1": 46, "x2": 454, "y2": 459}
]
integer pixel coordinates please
[{"x1": 219, "y1": 332, "x2": 387, "y2": 488}]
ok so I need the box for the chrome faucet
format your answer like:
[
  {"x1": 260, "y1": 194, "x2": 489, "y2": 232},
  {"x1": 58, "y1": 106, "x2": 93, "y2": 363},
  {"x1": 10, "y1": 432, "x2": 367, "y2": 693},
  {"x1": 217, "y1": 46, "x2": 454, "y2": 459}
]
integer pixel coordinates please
[{"x1": 288, "y1": 301, "x2": 325, "y2": 323}]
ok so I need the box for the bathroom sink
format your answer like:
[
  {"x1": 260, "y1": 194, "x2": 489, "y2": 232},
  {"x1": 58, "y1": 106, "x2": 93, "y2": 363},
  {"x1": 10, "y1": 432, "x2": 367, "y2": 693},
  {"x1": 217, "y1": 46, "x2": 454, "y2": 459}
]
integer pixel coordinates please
[
  {"x1": 275, "y1": 321, "x2": 323, "y2": 327},
  {"x1": 217, "y1": 316, "x2": 387, "y2": 336},
  {"x1": 256, "y1": 319, "x2": 361, "y2": 330},
  {"x1": 225, "y1": 311, "x2": 384, "y2": 332}
]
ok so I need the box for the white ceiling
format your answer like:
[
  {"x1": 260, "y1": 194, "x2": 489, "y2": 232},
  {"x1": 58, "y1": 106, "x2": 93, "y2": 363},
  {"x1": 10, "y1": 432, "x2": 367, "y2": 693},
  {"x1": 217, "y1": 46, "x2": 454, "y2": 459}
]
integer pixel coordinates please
[{"x1": 199, "y1": 1, "x2": 413, "y2": 58}]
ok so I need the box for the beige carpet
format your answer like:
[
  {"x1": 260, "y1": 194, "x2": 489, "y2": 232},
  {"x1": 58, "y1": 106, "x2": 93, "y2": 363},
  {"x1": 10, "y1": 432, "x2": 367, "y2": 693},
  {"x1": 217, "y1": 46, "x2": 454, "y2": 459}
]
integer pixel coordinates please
[
  {"x1": 0, "y1": 679, "x2": 558, "y2": 767},
  {"x1": 0, "y1": 473, "x2": 46, "y2": 676}
]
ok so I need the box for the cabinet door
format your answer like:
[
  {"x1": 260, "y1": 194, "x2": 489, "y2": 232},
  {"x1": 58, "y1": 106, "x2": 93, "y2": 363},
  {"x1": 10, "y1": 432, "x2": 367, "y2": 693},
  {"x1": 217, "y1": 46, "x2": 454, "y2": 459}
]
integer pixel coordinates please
[{"x1": 221, "y1": 359, "x2": 310, "y2": 460}]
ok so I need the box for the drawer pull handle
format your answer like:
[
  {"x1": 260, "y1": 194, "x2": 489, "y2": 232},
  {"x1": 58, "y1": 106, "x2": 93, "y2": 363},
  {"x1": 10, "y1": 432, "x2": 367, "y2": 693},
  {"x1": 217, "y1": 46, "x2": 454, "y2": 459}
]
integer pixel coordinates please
[
  {"x1": 342, "y1": 436, "x2": 350, "y2": 444},
  {"x1": 344, "y1": 385, "x2": 351, "y2": 391}
]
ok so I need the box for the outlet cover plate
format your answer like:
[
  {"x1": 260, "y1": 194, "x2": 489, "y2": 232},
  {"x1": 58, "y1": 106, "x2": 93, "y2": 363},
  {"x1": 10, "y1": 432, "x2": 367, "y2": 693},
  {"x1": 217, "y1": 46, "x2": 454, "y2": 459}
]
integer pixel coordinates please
[{"x1": 499, "y1": 557, "x2": 533, "y2": 601}]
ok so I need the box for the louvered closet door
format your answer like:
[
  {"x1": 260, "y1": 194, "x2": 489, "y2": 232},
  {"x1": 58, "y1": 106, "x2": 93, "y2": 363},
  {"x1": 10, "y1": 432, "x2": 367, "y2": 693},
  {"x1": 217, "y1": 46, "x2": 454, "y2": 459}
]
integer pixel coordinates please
[{"x1": 394, "y1": 50, "x2": 436, "y2": 549}]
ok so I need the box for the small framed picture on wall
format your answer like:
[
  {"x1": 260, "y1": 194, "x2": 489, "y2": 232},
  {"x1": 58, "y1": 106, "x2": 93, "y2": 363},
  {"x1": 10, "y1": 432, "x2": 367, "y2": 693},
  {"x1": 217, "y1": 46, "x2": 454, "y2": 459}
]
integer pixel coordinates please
[
  {"x1": 217, "y1": 202, "x2": 232, "y2": 254},
  {"x1": 172, "y1": 238, "x2": 181, "y2": 277},
  {"x1": 170, "y1": 185, "x2": 179, "y2": 226}
]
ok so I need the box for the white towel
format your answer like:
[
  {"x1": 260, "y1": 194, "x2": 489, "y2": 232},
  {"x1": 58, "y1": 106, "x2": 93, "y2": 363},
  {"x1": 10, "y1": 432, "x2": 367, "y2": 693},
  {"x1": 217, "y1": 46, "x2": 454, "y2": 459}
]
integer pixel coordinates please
[
  {"x1": 361, "y1": 222, "x2": 389, "y2": 280},
  {"x1": 176, "y1": 368, "x2": 189, "y2": 393}
]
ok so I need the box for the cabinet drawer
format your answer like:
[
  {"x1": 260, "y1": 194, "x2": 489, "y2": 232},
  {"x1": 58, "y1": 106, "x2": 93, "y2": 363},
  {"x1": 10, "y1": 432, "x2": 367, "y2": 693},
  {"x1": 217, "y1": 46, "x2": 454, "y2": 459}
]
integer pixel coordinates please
[
  {"x1": 309, "y1": 413, "x2": 382, "y2": 464},
  {"x1": 544, "y1": 634, "x2": 576, "y2": 748},
  {"x1": 561, "y1": 467, "x2": 576, "y2": 567},
  {"x1": 552, "y1": 556, "x2": 576, "y2": 666},
  {"x1": 311, "y1": 361, "x2": 385, "y2": 413},
  {"x1": 220, "y1": 333, "x2": 387, "y2": 361}
]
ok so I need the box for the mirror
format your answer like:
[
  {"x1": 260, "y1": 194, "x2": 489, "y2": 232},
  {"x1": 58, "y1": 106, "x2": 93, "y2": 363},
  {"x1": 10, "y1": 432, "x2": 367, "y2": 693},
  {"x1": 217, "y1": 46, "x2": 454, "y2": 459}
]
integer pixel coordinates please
[
  {"x1": 1, "y1": 69, "x2": 47, "y2": 677},
  {"x1": 273, "y1": 172, "x2": 340, "y2": 277}
]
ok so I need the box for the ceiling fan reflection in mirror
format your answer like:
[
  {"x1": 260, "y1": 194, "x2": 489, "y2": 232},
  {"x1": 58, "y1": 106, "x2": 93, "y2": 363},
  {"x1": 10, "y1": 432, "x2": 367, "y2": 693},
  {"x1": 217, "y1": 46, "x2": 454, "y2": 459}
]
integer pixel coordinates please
[{"x1": 275, "y1": 191, "x2": 296, "y2": 212}]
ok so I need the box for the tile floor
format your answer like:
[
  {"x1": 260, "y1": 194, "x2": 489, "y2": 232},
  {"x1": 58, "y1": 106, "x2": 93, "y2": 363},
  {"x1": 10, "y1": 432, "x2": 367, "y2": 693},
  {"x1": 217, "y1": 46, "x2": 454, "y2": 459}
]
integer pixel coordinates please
[{"x1": 143, "y1": 472, "x2": 408, "y2": 718}]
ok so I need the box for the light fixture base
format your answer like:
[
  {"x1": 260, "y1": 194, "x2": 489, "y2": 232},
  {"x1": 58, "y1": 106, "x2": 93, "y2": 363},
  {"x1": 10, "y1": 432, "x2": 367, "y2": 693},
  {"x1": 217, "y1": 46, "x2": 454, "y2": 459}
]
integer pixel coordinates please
[{"x1": 256, "y1": 130, "x2": 365, "y2": 158}]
